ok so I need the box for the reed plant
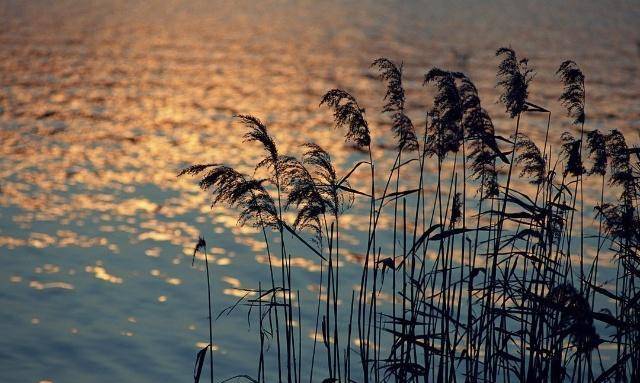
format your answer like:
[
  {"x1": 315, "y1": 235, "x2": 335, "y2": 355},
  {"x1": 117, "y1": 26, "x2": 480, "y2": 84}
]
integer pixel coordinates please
[{"x1": 179, "y1": 47, "x2": 640, "y2": 383}]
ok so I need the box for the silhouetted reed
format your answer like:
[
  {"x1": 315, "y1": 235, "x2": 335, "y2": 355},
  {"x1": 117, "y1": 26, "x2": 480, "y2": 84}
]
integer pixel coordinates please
[
  {"x1": 320, "y1": 89, "x2": 371, "y2": 149},
  {"x1": 514, "y1": 133, "x2": 546, "y2": 184},
  {"x1": 423, "y1": 68, "x2": 463, "y2": 158},
  {"x1": 190, "y1": 236, "x2": 213, "y2": 383},
  {"x1": 586, "y1": 130, "x2": 608, "y2": 176},
  {"x1": 557, "y1": 60, "x2": 586, "y2": 125},
  {"x1": 561, "y1": 132, "x2": 585, "y2": 178},
  {"x1": 371, "y1": 58, "x2": 418, "y2": 152},
  {"x1": 495, "y1": 47, "x2": 534, "y2": 118},
  {"x1": 179, "y1": 48, "x2": 639, "y2": 383}
]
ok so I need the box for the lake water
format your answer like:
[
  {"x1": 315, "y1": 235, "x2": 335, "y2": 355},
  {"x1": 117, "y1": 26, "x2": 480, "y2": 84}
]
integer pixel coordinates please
[{"x1": 1, "y1": 1, "x2": 639, "y2": 382}]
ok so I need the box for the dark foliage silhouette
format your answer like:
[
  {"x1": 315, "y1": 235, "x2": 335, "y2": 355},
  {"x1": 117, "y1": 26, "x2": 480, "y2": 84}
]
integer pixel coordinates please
[{"x1": 179, "y1": 49, "x2": 640, "y2": 383}]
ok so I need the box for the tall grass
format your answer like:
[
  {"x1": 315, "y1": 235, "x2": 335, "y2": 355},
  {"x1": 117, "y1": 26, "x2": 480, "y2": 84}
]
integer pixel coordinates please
[{"x1": 179, "y1": 48, "x2": 640, "y2": 383}]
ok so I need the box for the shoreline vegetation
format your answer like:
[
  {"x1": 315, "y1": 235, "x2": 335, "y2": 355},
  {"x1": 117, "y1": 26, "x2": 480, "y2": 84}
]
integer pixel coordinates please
[{"x1": 180, "y1": 47, "x2": 640, "y2": 383}]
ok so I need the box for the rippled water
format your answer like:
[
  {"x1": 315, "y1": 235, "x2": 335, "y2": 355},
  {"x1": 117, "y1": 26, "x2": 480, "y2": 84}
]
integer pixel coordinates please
[{"x1": 1, "y1": 1, "x2": 639, "y2": 382}]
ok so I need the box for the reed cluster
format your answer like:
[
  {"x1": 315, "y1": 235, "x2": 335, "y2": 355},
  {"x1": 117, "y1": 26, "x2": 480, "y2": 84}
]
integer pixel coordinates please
[{"x1": 180, "y1": 48, "x2": 640, "y2": 383}]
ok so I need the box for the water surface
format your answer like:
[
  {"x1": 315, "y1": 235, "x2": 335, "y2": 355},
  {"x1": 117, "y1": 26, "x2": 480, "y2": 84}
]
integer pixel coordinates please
[{"x1": 1, "y1": 1, "x2": 639, "y2": 382}]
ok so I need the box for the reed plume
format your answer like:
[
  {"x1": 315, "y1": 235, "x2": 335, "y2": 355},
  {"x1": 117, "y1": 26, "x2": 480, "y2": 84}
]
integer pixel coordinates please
[
  {"x1": 561, "y1": 132, "x2": 585, "y2": 177},
  {"x1": 586, "y1": 130, "x2": 608, "y2": 176},
  {"x1": 320, "y1": 89, "x2": 371, "y2": 148},
  {"x1": 596, "y1": 130, "x2": 637, "y2": 240},
  {"x1": 605, "y1": 130, "x2": 634, "y2": 189},
  {"x1": 423, "y1": 68, "x2": 463, "y2": 158},
  {"x1": 457, "y1": 74, "x2": 502, "y2": 197},
  {"x1": 449, "y1": 192, "x2": 462, "y2": 227},
  {"x1": 181, "y1": 165, "x2": 278, "y2": 228},
  {"x1": 178, "y1": 47, "x2": 640, "y2": 383},
  {"x1": 302, "y1": 143, "x2": 352, "y2": 214},
  {"x1": 557, "y1": 60, "x2": 586, "y2": 125},
  {"x1": 371, "y1": 58, "x2": 418, "y2": 151},
  {"x1": 496, "y1": 47, "x2": 534, "y2": 118},
  {"x1": 280, "y1": 143, "x2": 352, "y2": 241},
  {"x1": 237, "y1": 115, "x2": 279, "y2": 170},
  {"x1": 596, "y1": 202, "x2": 640, "y2": 245},
  {"x1": 280, "y1": 155, "x2": 326, "y2": 241},
  {"x1": 513, "y1": 133, "x2": 546, "y2": 184}
]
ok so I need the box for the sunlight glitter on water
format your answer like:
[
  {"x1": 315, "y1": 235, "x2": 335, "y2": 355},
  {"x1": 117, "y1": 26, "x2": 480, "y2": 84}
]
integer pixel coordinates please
[{"x1": 0, "y1": 1, "x2": 639, "y2": 382}]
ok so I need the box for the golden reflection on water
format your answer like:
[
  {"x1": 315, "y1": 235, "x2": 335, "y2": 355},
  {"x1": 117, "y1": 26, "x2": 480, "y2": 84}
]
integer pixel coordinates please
[
  {"x1": 85, "y1": 263, "x2": 123, "y2": 284},
  {"x1": 0, "y1": 0, "x2": 639, "y2": 381}
]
